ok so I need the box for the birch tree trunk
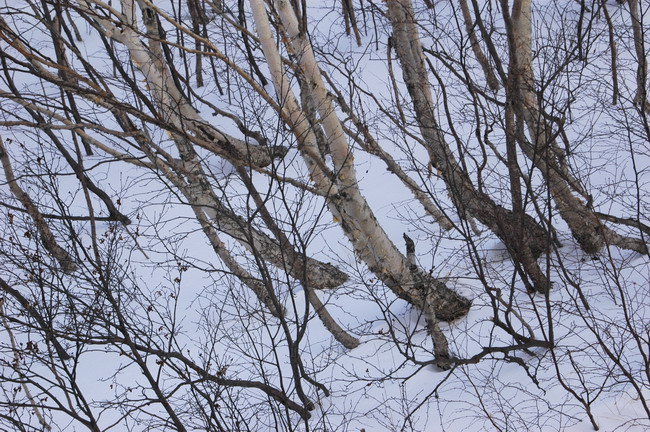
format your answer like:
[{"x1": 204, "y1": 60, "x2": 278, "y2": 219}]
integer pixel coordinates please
[
  {"x1": 386, "y1": 0, "x2": 552, "y2": 291},
  {"x1": 628, "y1": 0, "x2": 648, "y2": 109},
  {"x1": 251, "y1": 0, "x2": 471, "y2": 363},
  {"x1": 1, "y1": 0, "x2": 650, "y2": 429},
  {"x1": 507, "y1": 0, "x2": 647, "y2": 255},
  {"x1": 73, "y1": 0, "x2": 349, "y2": 293}
]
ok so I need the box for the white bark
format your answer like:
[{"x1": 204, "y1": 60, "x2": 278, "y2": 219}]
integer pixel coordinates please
[
  {"x1": 459, "y1": 0, "x2": 501, "y2": 91},
  {"x1": 251, "y1": 0, "x2": 471, "y2": 333},
  {"x1": 75, "y1": 0, "x2": 348, "y2": 291},
  {"x1": 81, "y1": 0, "x2": 283, "y2": 169},
  {"x1": 509, "y1": 0, "x2": 647, "y2": 255},
  {"x1": 628, "y1": 0, "x2": 648, "y2": 108},
  {"x1": 331, "y1": 90, "x2": 454, "y2": 231}
]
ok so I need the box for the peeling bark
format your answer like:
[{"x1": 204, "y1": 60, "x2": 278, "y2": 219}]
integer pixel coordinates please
[
  {"x1": 251, "y1": 0, "x2": 471, "y2": 326},
  {"x1": 73, "y1": 0, "x2": 349, "y2": 317}
]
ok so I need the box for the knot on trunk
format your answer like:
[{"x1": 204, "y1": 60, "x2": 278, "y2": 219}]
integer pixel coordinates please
[{"x1": 403, "y1": 234, "x2": 472, "y2": 322}]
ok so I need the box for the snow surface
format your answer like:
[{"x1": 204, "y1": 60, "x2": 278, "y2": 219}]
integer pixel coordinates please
[{"x1": 0, "y1": 0, "x2": 649, "y2": 431}]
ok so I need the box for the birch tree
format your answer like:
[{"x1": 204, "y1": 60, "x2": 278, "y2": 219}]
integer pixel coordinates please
[{"x1": 1, "y1": 0, "x2": 649, "y2": 430}]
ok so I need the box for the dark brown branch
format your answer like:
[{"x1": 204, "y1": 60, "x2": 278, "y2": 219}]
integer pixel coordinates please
[{"x1": 0, "y1": 277, "x2": 71, "y2": 361}]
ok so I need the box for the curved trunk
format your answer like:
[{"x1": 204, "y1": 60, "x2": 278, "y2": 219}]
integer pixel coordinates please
[
  {"x1": 251, "y1": 0, "x2": 471, "y2": 361},
  {"x1": 73, "y1": 0, "x2": 349, "y2": 313},
  {"x1": 387, "y1": 0, "x2": 551, "y2": 291},
  {"x1": 509, "y1": 0, "x2": 647, "y2": 255}
]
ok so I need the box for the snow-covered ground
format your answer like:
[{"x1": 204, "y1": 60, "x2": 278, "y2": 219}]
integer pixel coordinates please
[{"x1": 0, "y1": 1, "x2": 649, "y2": 431}]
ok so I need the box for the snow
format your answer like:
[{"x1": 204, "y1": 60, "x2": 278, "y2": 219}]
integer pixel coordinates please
[{"x1": 0, "y1": 0, "x2": 649, "y2": 431}]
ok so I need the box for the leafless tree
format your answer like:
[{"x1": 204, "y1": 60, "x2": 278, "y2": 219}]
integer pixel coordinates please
[{"x1": 0, "y1": 0, "x2": 649, "y2": 431}]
